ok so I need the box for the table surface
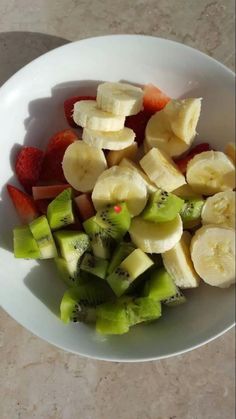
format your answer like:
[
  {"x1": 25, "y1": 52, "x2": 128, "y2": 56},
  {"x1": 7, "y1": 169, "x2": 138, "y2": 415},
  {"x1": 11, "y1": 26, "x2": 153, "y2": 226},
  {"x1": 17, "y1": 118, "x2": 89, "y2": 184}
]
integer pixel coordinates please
[{"x1": 0, "y1": 1, "x2": 235, "y2": 418}]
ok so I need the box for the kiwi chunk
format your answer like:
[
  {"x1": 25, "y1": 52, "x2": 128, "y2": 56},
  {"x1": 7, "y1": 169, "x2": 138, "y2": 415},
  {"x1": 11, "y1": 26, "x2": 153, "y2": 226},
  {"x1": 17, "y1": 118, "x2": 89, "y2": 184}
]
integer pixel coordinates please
[
  {"x1": 29, "y1": 215, "x2": 58, "y2": 259},
  {"x1": 107, "y1": 242, "x2": 136, "y2": 275},
  {"x1": 95, "y1": 202, "x2": 131, "y2": 240},
  {"x1": 143, "y1": 268, "x2": 177, "y2": 301},
  {"x1": 13, "y1": 226, "x2": 41, "y2": 259},
  {"x1": 163, "y1": 288, "x2": 186, "y2": 306},
  {"x1": 47, "y1": 188, "x2": 74, "y2": 230},
  {"x1": 142, "y1": 189, "x2": 184, "y2": 223},
  {"x1": 107, "y1": 249, "x2": 154, "y2": 297},
  {"x1": 80, "y1": 252, "x2": 109, "y2": 279},
  {"x1": 126, "y1": 297, "x2": 162, "y2": 326},
  {"x1": 53, "y1": 230, "x2": 90, "y2": 262},
  {"x1": 180, "y1": 197, "x2": 204, "y2": 225},
  {"x1": 83, "y1": 216, "x2": 115, "y2": 259},
  {"x1": 96, "y1": 301, "x2": 130, "y2": 335},
  {"x1": 55, "y1": 257, "x2": 80, "y2": 287}
]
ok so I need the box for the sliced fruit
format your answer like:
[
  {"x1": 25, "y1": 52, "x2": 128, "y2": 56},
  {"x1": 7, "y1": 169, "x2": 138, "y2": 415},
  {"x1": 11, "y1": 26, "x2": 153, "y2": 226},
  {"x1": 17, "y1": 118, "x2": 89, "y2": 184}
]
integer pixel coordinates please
[
  {"x1": 190, "y1": 225, "x2": 235, "y2": 288},
  {"x1": 74, "y1": 193, "x2": 96, "y2": 221},
  {"x1": 106, "y1": 249, "x2": 153, "y2": 297},
  {"x1": 162, "y1": 231, "x2": 200, "y2": 288},
  {"x1": 186, "y1": 150, "x2": 236, "y2": 195},
  {"x1": 163, "y1": 289, "x2": 186, "y2": 306},
  {"x1": 172, "y1": 184, "x2": 202, "y2": 199},
  {"x1": 201, "y1": 191, "x2": 235, "y2": 229},
  {"x1": 15, "y1": 146, "x2": 44, "y2": 194},
  {"x1": 73, "y1": 100, "x2": 125, "y2": 131},
  {"x1": 35, "y1": 199, "x2": 50, "y2": 215},
  {"x1": 145, "y1": 110, "x2": 191, "y2": 157},
  {"x1": 96, "y1": 301, "x2": 130, "y2": 335},
  {"x1": 53, "y1": 230, "x2": 90, "y2": 263},
  {"x1": 7, "y1": 185, "x2": 39, "y2": 224},
  {"x1": 175, "y1": 143, "x2": 211, "y2": 174},
  {"x1": 32, "y1": 184, "x2": 70, "y2": 200},
  {"x1": 83, "y1": 216, "x2": 115, "y2": 259},
  {"x1": 91, "y1": 166, "x2": 147, "y2": 216},
  {"x1": 164, "y1": 98, "x2": 202, "y2": 144},
  {"x1": 47, "y1": 188, "x2": 74, "y2": 230},
  {"x1": 180, "y1": 197, "x2": 204, "y2": 226},
  {"x1": 143, "y1": 84, "x2": 170, "y2": 113},
  {"x1": 64, "y1": 95, "x2": 96, "y2": 127},
  {"x1": 95, "y1": 202, "x2": 131, "y2": 241},
  {"x1": 107, "y1": 242, "x2": 135, "y2": 275},
  {"x1": 129, "y1": 215, "x2": 183, "y2": 253},
  {"x1": 55, "y1": 257, "x2": 80, "y2": 287},
  {"x1": 125, "y1": 110, "x2": 152, "y2": 145},
  {"x1": 119, "y1": 158, "x2": 157, "y2": 193},
  {"x1": 13, "y1": 225, "x2": 41, "y2": 259},
  {"x1": 225, "y1": 142, "x2": 236, "y2": 165},
  {"x1": 82, "y1": 126, "x2": 135, "y2": 150},
  {"x1": 80, "y1": 252, "x2": 109, "y2": 279},
  {"x1": 62, "y1": 140, "x2": 107, "y2": 192},
  {"x1": 29, "y1": 215, "x2": 58, "y2": 259},
  {"x1": 142, "y1": 189, "x2": 184, "y2": 223},
  {"x1": 106, "y1": 143, "x2": 138, "y2": 167},
  {"x1": 140, "y1": 148, "x2": 186, "y2": 192},
  {"x1": 96, "y1": 82, "x2": 143, "y2": 116},
  {"x1": 127, "y1": 297, "x2": 162, "y2": 326},
  {"x1": 143, "y1": 268, "x2": 177, "y2": 301}
]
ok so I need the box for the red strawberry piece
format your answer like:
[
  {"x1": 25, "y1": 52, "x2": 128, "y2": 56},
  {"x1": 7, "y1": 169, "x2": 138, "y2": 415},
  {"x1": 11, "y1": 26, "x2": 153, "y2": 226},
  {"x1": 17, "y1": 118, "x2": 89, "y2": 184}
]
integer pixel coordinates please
[
  {"x1": 143, "y1": 84, "x2": 171, "y2": 114},
  {"x1": 74, "y1": 194, "x2": 96, "y2": 221},
  {"x1": 40, "y1": 130, "x2": 77, "y2": 183},
  {"x1": 175, "y1": 143, "x2": 211, "y2": 174},
  {"x1": 15, "y1": 147, "x2": 44, "y2": 194},
  {"x1": 34, "y1": 199, "x2": 50, "y2": 215},
  {"x1": 64, "y1": 95, "x2": 96, "y2": 127},
  {"x1": 32, "y1": 184, "x2": 71, "y2": 200},
  {"x1": 7, "y1": 184, "x2": 39, "y2": 223},
  {"x1": 125, "y1": 110, "x2": 152, "y2": 145}
]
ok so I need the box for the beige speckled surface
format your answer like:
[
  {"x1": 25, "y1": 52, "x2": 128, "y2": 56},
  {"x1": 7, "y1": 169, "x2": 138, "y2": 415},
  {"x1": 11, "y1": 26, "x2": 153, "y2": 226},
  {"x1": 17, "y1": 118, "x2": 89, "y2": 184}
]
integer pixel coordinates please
[{"x1": 0, "y1": 1, "x2": 235, "y2": 418}]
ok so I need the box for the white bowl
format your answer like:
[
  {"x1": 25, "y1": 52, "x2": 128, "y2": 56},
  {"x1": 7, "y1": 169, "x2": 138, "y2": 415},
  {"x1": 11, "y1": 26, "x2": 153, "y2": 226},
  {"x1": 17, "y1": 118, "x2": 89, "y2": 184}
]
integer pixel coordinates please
[{"x1": 0, "y1": 35, "x2": 235, "y2": 361}]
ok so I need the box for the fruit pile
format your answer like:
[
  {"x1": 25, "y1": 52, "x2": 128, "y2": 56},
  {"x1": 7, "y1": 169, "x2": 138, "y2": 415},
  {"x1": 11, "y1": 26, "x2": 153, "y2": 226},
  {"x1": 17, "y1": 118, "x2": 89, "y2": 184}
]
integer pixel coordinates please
[{"x1": 8, "y1": 81, "x2": 236, "y2": 335}]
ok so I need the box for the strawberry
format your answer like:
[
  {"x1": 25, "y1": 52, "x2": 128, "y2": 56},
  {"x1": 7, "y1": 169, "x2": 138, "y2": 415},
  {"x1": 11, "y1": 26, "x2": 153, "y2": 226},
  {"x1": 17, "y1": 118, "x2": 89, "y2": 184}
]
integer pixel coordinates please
[
  {"x1": 15, "y1": 147, "x2": 44, "y2": 194},
  {"x1": 7, "y1": 185, "x2": 39, "y2": 223},
  {"x1": 64, "y1": 95, "x2": 96, "y2": 127},
  {"x1": 32, "y1": 184, "x2": 71, "y2": 200},
  {"x1": 175, "y1": 143, "x2": 211, "y2": 174},
  {"x1": 35, "y1": 199, "x2": 50, "y2": 215},
  {"x1": 40, "y1": 130, "x2": 77, "y2": 183},
  {"x1": 143, "y1": 84, "x2": 171, "y2": 114},
  {"x1": 74, "y1": 194, "x2": 96, "y2": 221},
  {"x1": 125, "y1": 110, "x2": 152, "y2": 145}
]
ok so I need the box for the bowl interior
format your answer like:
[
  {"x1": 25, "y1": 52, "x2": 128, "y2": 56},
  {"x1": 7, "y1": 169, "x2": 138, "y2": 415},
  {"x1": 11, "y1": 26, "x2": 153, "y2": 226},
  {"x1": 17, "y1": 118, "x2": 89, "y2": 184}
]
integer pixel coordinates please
[{"x1": 0, "y1": 35, "x2": 235, "y2": 361}]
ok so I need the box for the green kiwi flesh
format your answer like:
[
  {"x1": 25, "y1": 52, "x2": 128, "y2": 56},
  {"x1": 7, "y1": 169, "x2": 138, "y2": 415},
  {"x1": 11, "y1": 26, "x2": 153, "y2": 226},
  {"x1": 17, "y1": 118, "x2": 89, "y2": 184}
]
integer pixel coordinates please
[
  {"x1": 107, "y1": 242, "x2": 136, "y2": 275},
  {"x1": 143, "y1": 268, "x2": 177, "y2": 301},
  {"x1": 29, "y1": 215, "x2": 58, "y2": 259},
  {"x1": 142, "y1": 189, "x2": 184, "y2": 223},
  {"x1": 96, "y1": 301, "x2": 130, "y2": 335},
  {"x1": 163, "y1": 288, "x2": 186, "y2": 306},
  {"x1": 95, "y1": 202, "x2": 131, "y2": 240},
  {"x1": 126, "y1": 297, "x2": 162, "y2": 326},
  {"x1": 55, "y1": 257, "x2": 80, "y2": 287},
  {"x1": 80, "y1": 252, "x2": 109, "y2": 279},
  {"x1": 13, "y1": 226, "x2": 41, "y2": 259},
  {"x1": 83, "y1": 216, "x2": 115, "y2": 259},
  {"x1": 53, "y1": 230, "x2": 90, "y2": 262},
  {"x1": 47, "y1": 188, "x2": 74, "y2": 230},
  {"x1": 180, "y1": 197, "x2": 204, "y2": 224}
]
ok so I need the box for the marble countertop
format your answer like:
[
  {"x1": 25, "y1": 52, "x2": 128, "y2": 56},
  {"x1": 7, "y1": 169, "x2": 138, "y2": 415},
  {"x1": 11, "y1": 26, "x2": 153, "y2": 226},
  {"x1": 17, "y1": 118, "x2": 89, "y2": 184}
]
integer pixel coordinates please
[{"x1": 0, "y1": 1, "x2": 235, "y2": 418}]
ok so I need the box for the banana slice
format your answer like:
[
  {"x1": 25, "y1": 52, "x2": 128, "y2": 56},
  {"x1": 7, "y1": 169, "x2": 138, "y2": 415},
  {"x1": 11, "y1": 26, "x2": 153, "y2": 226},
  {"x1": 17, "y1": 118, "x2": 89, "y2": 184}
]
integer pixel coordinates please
[
  {"x1": 140, "y1": 147, "x2": 186, "y2": 192},
  {"x1": 145, "y1": 110, "x2": 191, "y2": 157},
  {"x1": 82, "y1": 126, "x2": 135, "y2": 150},
  {"x1": 119, "y1": 158, "x2": 157, "y2": 193},
  {"x1": 172, "y1": 184, "x2": 202, "y2": 199},
  {"x1": 129, "y1": 214, "x2": 183, "y2": 253},
  {"x1": 164, "y1": 98, "x2": 202, "y2": 144},
  {"x1": 225, "y1": 142, "x2": 236, "y2": 165},
  {"x1": 73, "y1": 100, "x2": 125, "y2": 131},
  {"x1": 201, "y1": 191, "x2": 235, "y2": 229},
  {"x1": 190, "y1": 225, "x2": 235, "y2": 288},
  {"x1": 186, "y1": 150, "x2": 235, "y2": 195},
  {"x1": 62, "y1": 141, "x2": 107, "y2": 192},
  {"x1": 162, "y1": 231, "x2": 200, "y2": 288},
  {"x1": 91, "y1": 166, "x2": 147, "y2": 216},
  {"x1": 97, "y1": 82, "x2": 143, "y2": 116}
]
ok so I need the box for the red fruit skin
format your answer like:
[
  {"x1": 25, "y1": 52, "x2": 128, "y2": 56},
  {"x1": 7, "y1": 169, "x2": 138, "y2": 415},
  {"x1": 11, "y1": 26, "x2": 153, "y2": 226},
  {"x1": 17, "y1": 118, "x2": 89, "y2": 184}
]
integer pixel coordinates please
[
  {"x1": 35, "y1": 199, "x2": 50, "y2": 215},
  {"x1": 15, "y1": 147, "x2": 44, "y2": 194},
  {"x1": 125, "y1": 110, "x2": 152, "y2": 145},
  {"x1": 175, "y1": 143, "x2": 211, "y2": 174},
  {"x1": 143, "y1": 84, "x2": 171, "y2": 114},
  {"x1": 7, "y1": 184, "x2": 39, "y2": 223},
  {"x1": 74, "y1": 194, "x2": 96, "y2": 221},
  {"x1": 40, "y1": 130, "x2": 77, "y2": 183},
  {"x1": 64, "y1": 95, "x2": 96, "y2": 127},
  {"x1": 32, "y1": 184, "x2": 71, "y2": 200}
]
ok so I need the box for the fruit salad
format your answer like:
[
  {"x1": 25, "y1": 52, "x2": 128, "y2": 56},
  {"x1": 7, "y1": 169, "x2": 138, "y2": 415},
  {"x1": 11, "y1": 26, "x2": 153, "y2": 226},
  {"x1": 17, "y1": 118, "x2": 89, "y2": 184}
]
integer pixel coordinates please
[{"x1": 8, "y1": 81, "x2": 236, "y2": 335}]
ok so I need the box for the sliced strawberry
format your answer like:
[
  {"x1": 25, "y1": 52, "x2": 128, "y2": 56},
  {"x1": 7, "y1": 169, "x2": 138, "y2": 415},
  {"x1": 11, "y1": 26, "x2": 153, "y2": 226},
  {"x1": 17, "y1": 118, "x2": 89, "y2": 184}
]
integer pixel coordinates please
[
  {"x1": 74, "y1": 194, "x2": 96, "y2": 221},
  {"x1": 40, "y1": 130, "x2": 77, "y2": 183},
  {"x1": 7, "y1": 185, "x2": 39, "y2": 223},
  {"x1": 143, "y1": 84, "x2": 171, "y2": 114},
  {"x1": 64, "y1": 95, "x2": 96, "y2": 127},
  {"x1": 32, "y1": 184, "x2": 71, "y2": 200},
  {"x1": 35, "y1": 199, "x2": 50, "y2": 215},
  {"x1": 125, "y1": 110, "x2": 152, "y2": 145},
  {"x1": 175, "y1": 143, "x2": 211, "y2": 174},
  {"x1": 15, "y1": 147, "x2": 44, "y2": 194}
]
